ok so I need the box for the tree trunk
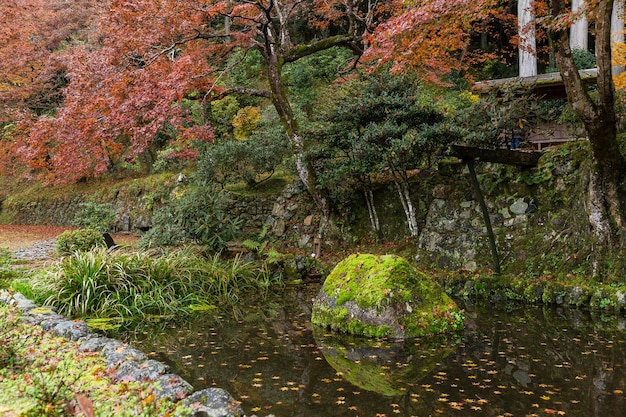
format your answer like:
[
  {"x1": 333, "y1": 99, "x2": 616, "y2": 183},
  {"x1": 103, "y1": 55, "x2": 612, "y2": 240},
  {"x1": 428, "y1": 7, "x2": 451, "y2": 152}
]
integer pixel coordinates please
[
  {"x1": 265, "y1": 52, "x2": 330, "y2": 236},
  {"x1": 393, "y1": 178, "x2": 419, "y2": 237},
  {"x1": 551, "y1": 0, "x2": 626, "y2": 247},
  {"x1": 363, "y1": 187, "x2": 380, "y2": 233}
]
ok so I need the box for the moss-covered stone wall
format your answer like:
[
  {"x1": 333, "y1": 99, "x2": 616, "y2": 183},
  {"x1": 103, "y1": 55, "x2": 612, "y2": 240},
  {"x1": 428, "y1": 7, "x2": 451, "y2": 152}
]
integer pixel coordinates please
[{"x1": 0, "y1": 141, "x2": 609, "y2": 278}]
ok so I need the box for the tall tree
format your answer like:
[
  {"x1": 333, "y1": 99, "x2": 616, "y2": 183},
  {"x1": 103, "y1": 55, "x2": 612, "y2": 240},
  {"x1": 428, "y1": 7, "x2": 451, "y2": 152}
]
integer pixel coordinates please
[
  {"x1": 0, "y1": 0, "x2": 99, "y2": 173},
  {"x1": 546, "y1": 0, "x2": 626, "y2": 247},
  {"x1": 369, "y1": 0, "x2": 626, "y2": 250},
  {"x1": 14, "y1": 0, "x2": 386, "y2": 230},
  {"x1": 216, "y1": 0, "x2": 381, "y2": 229}
]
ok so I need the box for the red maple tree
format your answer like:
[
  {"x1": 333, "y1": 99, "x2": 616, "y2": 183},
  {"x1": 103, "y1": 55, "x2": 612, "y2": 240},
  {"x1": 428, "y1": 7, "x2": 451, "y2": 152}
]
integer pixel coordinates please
[
  {"x1": 0, "y1": 0, "x2": 99, "y2": 174},
  {"x1": 11, "y1": 0, "x2": 390, "y2": 228}
]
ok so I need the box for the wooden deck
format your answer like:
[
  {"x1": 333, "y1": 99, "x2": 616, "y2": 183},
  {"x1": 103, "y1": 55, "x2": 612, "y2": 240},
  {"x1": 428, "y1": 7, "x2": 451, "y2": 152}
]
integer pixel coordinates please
[
  {"x1": 525, "y1": 123, "x2": 586, "y2": 150},
  {"x1": 471, "y1": 71, "x2": 593, "y2": 151}
]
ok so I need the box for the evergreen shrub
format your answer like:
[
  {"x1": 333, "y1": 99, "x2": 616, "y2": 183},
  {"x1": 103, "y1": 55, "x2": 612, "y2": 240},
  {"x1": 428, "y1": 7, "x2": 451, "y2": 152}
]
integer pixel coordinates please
[
  {"x1": 55, "y1": 229, "x2": 105, "y2": 255},
  {"x1": 72, "y1": 201, "x2": 116, "y2": 232},
  {"x1": 139, "y1": 182, "x2": 240, "y2": 251}
]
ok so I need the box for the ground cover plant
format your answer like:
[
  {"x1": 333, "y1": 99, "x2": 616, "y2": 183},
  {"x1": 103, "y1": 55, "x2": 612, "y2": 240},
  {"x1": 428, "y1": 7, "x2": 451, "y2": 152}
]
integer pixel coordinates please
[
  {"x1": 0, "y1": 247, "x2": 18, "y2": 288},
  {"x1": 0, "y1": 305, "x2": 190, "y2": 416}
]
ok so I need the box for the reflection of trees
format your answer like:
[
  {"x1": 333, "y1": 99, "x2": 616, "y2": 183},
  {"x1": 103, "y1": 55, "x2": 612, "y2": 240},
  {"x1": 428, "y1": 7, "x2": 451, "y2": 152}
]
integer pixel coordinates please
[{"x1": 431, "y1": 302, "x2": 626, "y2": 417}]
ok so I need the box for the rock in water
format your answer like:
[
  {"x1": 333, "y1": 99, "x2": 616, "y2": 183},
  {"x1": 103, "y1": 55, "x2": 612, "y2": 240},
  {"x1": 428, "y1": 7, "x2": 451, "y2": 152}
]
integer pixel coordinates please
[{"x1": 311, "y1": 254, "x2": 463, "y2": 338}]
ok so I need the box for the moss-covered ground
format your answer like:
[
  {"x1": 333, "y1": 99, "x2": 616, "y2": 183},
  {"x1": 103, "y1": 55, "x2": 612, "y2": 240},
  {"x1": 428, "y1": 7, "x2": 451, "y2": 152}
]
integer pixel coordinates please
[{"x1": 0, "y1": 305, "x2": 190, "y2": 416}]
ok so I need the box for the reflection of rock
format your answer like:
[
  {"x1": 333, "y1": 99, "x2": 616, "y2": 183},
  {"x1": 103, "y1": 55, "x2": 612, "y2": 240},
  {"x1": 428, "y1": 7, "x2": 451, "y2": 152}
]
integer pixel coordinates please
[
  {"x1": 311, "y1": 254, "x2": 464, "y2": 338},
  {"x1": 181, "y1": 388, "x2": 243, "y2": 417},
  {"x1": 314, "y1": 328, "x2": 458, "y2": 396}
]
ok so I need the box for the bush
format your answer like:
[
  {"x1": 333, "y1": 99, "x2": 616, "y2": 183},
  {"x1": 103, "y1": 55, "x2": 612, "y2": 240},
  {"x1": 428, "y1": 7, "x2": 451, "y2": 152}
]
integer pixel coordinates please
[
  {"x1": 72, "y1": 201, "x2": 116, "y2": 232},
  {"x1": 139, "y1": 182, "x2": 240, "y2": 251},
  {"x1": 196, "y1": 120, "x2": 290, "y2": 189},
  {"x1": 55, "y1": 229, "x2": 105, "y2": 256}
]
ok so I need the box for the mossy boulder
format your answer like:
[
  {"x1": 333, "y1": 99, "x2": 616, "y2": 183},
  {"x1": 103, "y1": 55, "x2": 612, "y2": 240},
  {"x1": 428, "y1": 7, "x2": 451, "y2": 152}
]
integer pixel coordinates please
[{"x1": 311, "y1": 254, "x2": 463, "y2": 338}]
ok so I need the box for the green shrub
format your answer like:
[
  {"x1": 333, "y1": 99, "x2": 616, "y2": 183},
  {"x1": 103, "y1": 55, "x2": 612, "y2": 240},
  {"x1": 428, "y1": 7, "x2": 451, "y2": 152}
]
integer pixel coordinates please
[
  {"x1": 72, "y1": 201, "x2": 116, "y2": 232},
  {"x1": 196, "y1": 120, "x2": 289, "y2": 189},
  {"x1": 55, "y1": 229, "x2": 105, "y2": 256},
  {"x1": 139, "y1": 182, "x2": 240, "y2": 252}
]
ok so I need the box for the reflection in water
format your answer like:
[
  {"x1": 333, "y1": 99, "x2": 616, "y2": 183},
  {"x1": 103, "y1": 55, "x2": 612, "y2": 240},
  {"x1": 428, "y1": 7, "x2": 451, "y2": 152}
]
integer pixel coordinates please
[
  {"x1": 112, "y1": 285, "x2": 626, "y2": 417},
  {"x1": 314, "y1": 327, "x2": 458, "y2": 396}
]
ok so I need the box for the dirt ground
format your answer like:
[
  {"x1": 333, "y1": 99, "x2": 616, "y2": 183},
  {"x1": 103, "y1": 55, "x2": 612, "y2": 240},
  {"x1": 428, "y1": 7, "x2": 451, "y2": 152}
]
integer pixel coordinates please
[{"x1": 0, "y1": 224, "x2": 138, "y2": 251}]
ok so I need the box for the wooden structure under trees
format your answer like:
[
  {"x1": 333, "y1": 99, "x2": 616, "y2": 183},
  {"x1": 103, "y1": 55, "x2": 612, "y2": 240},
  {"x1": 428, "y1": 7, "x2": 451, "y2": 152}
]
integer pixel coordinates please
[
  {"x1": 472, "y1": 68, "x2": 598, "y2": 100},
  {"x1": 450, "y1": 144, "x2": 542, "y2": 167},
  {"x1": 449, "y1": 144, "x2": 542, "y2": 275},
  {"x1": 472, "y1": 68, "x2": 598, "y2": 150}
]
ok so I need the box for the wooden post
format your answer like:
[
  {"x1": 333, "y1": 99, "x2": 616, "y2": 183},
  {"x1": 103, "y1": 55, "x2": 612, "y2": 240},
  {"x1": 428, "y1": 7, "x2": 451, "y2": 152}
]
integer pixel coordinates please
[
  {"x1": 466, "y1": 160, "x2": 501, "y2": 274},
  {"x1": 313, "y1": 237, "x2": 321, "y2": 258}
]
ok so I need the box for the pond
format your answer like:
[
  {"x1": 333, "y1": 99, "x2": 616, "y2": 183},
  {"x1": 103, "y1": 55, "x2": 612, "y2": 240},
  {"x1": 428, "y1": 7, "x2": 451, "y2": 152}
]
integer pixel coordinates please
[{"x1": 112, "y1": 284, "x2": 626, "y2": 417}]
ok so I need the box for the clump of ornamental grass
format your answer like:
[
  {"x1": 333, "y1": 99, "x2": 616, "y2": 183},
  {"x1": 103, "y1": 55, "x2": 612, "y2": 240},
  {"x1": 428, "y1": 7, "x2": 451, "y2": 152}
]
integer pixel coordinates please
[
  {"x1": 30, "y1": 247, "x2": 283, "y2": 325},
  {"x1": 0, "y1": 247, "x2": 19, "y2": 289}
]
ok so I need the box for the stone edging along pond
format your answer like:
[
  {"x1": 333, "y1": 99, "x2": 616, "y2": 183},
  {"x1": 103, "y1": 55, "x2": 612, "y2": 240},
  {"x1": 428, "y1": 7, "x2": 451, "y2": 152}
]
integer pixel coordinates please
[
  {"x1": 440, "y1": 273, "x2": 626, "y2": 314},
  {"x1": 0, "y1": 290, "x2": 248, "y2": 417}
]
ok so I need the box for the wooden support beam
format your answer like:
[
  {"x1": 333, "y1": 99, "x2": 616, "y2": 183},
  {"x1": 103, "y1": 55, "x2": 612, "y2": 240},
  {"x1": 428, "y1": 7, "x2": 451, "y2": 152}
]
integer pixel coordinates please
[{"x1": 450, "y1": 145, "x2": 542, "y2": 167}]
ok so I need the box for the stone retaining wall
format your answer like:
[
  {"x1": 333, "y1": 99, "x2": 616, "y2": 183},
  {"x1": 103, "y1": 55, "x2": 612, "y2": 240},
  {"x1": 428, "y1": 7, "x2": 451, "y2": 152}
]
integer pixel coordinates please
[{"x1": 0, "y1": 145, "x2": 598, "y2": 274}]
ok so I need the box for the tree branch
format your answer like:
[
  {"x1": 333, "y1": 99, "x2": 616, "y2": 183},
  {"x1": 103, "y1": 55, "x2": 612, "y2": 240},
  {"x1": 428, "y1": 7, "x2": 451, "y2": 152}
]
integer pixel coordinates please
[
  {"x1": 215, "y1": 87, "x2": 271, "y2": 99},
  {"x1": 283, "y1": 34, "x2": 361, "y2": 63}
]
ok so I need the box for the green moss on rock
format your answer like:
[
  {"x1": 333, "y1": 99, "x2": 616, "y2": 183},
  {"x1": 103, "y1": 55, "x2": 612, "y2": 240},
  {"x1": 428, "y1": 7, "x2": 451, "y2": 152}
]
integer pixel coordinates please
[{"x1": 311, "y1": 254, "x2": 464, "y2": 338}]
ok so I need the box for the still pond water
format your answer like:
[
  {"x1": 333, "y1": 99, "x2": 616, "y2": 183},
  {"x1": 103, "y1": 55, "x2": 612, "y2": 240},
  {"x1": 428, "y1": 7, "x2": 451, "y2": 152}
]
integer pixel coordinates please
[{"x1": 114, "y1": 284, "x2": 626, "y2": 417}]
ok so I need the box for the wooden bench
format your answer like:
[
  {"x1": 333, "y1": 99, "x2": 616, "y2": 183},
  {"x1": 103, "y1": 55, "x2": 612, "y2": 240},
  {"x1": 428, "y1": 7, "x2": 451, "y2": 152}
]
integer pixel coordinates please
[{"x1": 525, "y1": 123, "x2": 586, "y2": 150}]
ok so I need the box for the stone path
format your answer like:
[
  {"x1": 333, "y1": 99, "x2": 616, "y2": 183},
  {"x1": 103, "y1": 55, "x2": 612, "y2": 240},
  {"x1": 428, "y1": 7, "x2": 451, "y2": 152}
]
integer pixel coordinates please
[{"x1": 12, "y1": 238, "x2": 57, "y2": 261}]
